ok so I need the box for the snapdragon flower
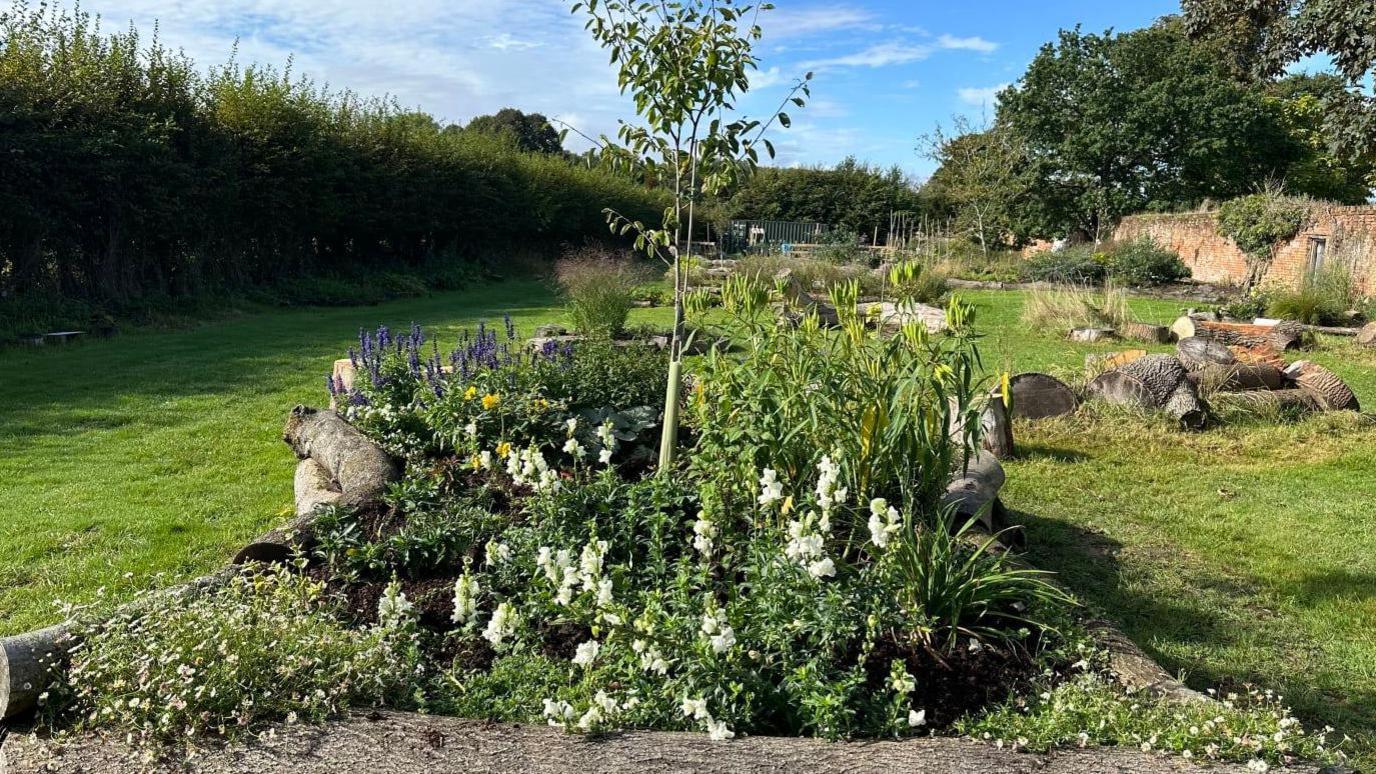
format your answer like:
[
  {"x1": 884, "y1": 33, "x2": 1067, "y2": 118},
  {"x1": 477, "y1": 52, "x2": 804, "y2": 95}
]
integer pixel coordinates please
[
  {"x1": 681, "y1": 697, "x2": 710, "y2": 720},
  {"x1": 483, "y1": 602, "x2": 518, "y2": 647},
  {"x1": 563, "y1": 437, "x2": 585, "y2": 458},
  {"x1": 376, "y1": 580, "x2": 413, "y2": 630},
  {"x1": 565, "y1": 417, "x2": 579, "y2": 435},
  {"x1": 485, "y1": 539, "x2": 511, "y2": 566},
  {"x1": 464, "y1": 421, "x2": 478, "y2": 438},
  {"x1": 815, "y1": 454, "x2": 848, "y2": 512},
  {"x1": 701, "y1": 610, "x2": 736, "y2": 653},
  {"x1": 868, "y1": 498, "x2": 902, "y2": 549},
  {"x1": 479, "y1": 450, "x2": 493, "y2": 470},
  {"x1": 807, "y1": 557, "x2": 836, "y2": 578},
  {"x1": 596, "y1": 421, "x2": 617, "y2": 464},
  {"x1": 572, "y1": 640, "x2": 601, "y2": 668},
  {"x1": 757, "y1": 468, "x2": 784, "y2": 507},
  {"x1": 596, "y1": 577, "x2": 614, "y2": 608},
  {"x1": 692, "y1": 514, "x2": 718, "y2": 555},
  {"x1": 634, "y1": 640, "x2": 670, "y2": 674},
  {"x1": 890, "y1": 669, "x2": 916, "y2": 694},
  {"x1": 579, "y1": 539, "x2": 608, "y2": 588},
  {"x1": 543, "y1": 698, "x2": 575, "y2": 727},
  {"x1": 705, "y1": 718, "x2": 735, "y2": 741},
  {"x1": 908, "y1": 709, "x2": 927, "y2": 727},
  {"x1": 451, "y1": 574, "x2": 479, "y2": 624}
]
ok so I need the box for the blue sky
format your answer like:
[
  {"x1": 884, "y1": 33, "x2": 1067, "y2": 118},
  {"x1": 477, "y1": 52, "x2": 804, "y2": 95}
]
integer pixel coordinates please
[{"x1": 75, "y1": 0, "x2": 1182, "y2": 179}]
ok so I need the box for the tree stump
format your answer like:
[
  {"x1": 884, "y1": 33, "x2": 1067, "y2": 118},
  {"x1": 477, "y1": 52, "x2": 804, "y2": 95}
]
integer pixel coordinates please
[
  {"x1": 1357, "y1": 321, "x2": 1376, "y2": 348},
  {"x1": 1008, "y1": 373, "x2": 1079, "y2": 420},
  {"x1": 1176, "y1": 337, "x2": 1236, "y2": 369},
  {"x1": 1121, "y1": 321, "x2": 1173, "y2": 344}
]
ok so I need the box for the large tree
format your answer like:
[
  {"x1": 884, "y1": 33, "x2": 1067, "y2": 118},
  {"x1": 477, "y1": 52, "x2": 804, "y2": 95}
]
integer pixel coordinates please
[
  {"x1": 1182, "y1": 0, "x2": 1376, "y2": 160},
  {"x1": 465, "y1": 108, "x2": 564, "y2": 154},
  {"x1": 996, "y1": 21, "x2": 1302, "y2": 241},
  {"x1": 1264, "y1": 73, "x2": 1376, "y2": 201}
]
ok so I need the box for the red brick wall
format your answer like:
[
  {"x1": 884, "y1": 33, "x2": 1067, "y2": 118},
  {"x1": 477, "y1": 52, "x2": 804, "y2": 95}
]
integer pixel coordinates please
[{"x1": 1114, "y1": 206, "x2": 1376, "y2": 293}]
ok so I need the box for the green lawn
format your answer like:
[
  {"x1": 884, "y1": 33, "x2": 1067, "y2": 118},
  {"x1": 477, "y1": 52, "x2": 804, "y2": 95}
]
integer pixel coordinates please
[{"x1": 2, "y1": 281, "x2": 1372, "y2": 760}]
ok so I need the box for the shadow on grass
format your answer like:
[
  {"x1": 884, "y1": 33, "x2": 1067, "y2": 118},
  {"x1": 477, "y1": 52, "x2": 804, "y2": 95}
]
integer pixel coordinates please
[{"x1": 1013, "y1": 444, "x2": 1091, "y2": 464}]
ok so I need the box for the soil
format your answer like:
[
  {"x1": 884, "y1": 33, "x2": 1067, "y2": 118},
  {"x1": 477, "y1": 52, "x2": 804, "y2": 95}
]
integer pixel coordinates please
[{"x1": 864, "y1": 634, "x2": 1047, "y2": 729}]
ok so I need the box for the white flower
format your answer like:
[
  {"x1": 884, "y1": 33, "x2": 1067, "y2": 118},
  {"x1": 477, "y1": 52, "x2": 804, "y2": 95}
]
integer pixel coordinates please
[
  {"x1": 807, "y1": 557, "x2": 835, "y2": 579},
  {"x1": 576, "y1": 705, "x2": 602, "y2": 731},
  {"x1": 711, "y1": 626, "x2": 736, "y2": 654},
  {"x1": 572, "y1": 640, "x2": 601, "y2": 668},
  {"x1": 464, "y1": 421, "x2": 478, "y2": 437},
  {"x1": 479, "y1": 450, "x2": 493, "y2": 470},
  {"x1": 485, "y1": 540, "x2": 511, "y2": 566},
  {"x1": 542, "y1": 698, "x2": 575, "y2": 727},
  {"x1": 692, "y1": 515, "x2": 718, "y2": 555},
  {"x1": 598, "y1": 448, "x2": 614, "y2": 464},
  {"x1": 705, "y1": 718, "x2": 735, "y2": 741},
  {"x1": 580, "y1": 540, "x2": 608, "y2": 585},
  {"x1": 596, "y1": 577, "x2": 614, "y2": 608},
  {"x1": 482, "y1": 602, "x2": 518, "y2": 647},
  {"x1": 757, "y1": 468, "x2": 784, "y2": 507},
  {"x1": 890, "y1": 671, "x2": 916, "y2": 694},
  {"x1": 640, "y1": 646, "x2": 669, "y2": 675},
  {"x1": 451, "y1": 574, "x2": 480, "y2": 624},
  {"x1": 681, "y1": 697, "x2": 710, "y2": 720},
  {"x1": 908, "y1": 709, "x2": 926, "y2": 727},
  {"x1": 565, "y1": 417, "x2": 579, "y2": 435},
  {"x1": 376, "y1": 580, "x2": 413, "y2": 629},
  {"x1": 867, "y1": 498, "x2": 901, "y2": 549},
  {"x1": 563, "y1": 437, "x2": 584, "y2": 457},
  {"x1": 1246, "y1": 760, "x2": 1269, "y2": 773},
  {"x1": 815, "y1": 454, "x2": 847, "y2": 511}
]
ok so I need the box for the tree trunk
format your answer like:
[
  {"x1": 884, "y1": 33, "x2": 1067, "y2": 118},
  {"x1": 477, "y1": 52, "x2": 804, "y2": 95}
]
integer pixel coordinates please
[
  {"x1": 1087, "y1": 354, "x2": 1206, "y2": 429},
  {"x1": 1007, "y1": 373, "x2": 1078, "y2": 420},
  {"x1": 1185, "y1": 363, "x2": 1286, "y2": 392},
  {"x1": 282, "y1": 406, "x2": 398, "y2": 509},
  {"x1": 943, "y1": 449, "x2": 1005, "y2": 532},
  {"x1": 235, "y1": 459, "x2": 344, "y2": 565},
  {"x1": 0, "y1": 625, "x2": 73, "y2": 721},
  {"x1": 1356, "y1": 322, "x2": 1376, "y2": 347},
  {"x1": 980, "y1": 391, "x2": 1015, "y2": 460},
  {"x1": 1283, "y1": 361, "x2": 1360, "y2": 412},
  {"x1": 5, "y1": 710, "x2": 1324, "y2": 774},
  {"x1": 1120, "y1": 321, "x2": 1172, "y2": 344},
  {"x1": 1176, "y1": 337, "x2": 1235, "y2": 369},
  {"x1": 1170, "y1": 317, "x2": 1306, "y2": 352}
]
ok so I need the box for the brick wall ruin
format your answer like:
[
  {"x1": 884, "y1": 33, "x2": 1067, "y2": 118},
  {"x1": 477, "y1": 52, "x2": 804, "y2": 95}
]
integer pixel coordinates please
[{"x1": 1114, "y1": 206, "x2": 1376, "y2": 293}]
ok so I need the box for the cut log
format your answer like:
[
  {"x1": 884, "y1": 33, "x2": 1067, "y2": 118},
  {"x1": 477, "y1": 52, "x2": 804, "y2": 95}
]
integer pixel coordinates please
[
  {"x1": 981, "y1": 390, "x2": 1015, "y2": 460},
  {"x1": 1357, "y1": 321, "x2": 1376, "y2": 347},
  {"x1": 1008, "y1": 373, "x2": 1079, "y2": 420},
  {"x1": 1175, "y1": 337, "x2": 1235, "y2": 368},
  {"x1": 0, "y1": 625, "x2": 73, "y2": 721},
  {"x1": 282, "y1": 406, "x2": 398, "y2": 509},
  {"x1": 1185, "y1": 363, "x2": 1286, "y2": 392},
  {"x1": 1284, "y1": 361, "x2": 1360, "y2": 412},
  {"x1": 944, "y1": 450, "x2": 1005, "y2": 532},
  {"x1": 1121, "y1": 321, "x2": 1173, "y2": 344},
  {"x1": 1210, "y1": 389, "x2": 1322, "y2": 416},
  {"x1": 1087, "y1": 354, "x2": 1206, "y2": 429},
  {"x1": 1068, "y1": 327, "x2": 1114, "y2": 343},
  {"x1": 1170, "y1": 316, "x2": 1307, "y2": 351},
  {"x1": 235, "y1": 459, "x2": 344, "y2": 564}
]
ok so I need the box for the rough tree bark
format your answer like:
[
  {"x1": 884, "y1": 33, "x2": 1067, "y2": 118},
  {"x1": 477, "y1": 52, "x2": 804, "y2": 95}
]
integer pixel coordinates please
[
  {"x1": 0, "y1": 625, "x2": 74, "y2": 722},
  {"x1": 1356, "y1": 322, "x2": 1376, "y2": 347},
  {"x1": 5, "y1": 711, "x2": 1330, "y2": 774},
  {"x1": 1088, "y1": 355, "x2": 1207, "y2": 429},
  {"x1": 1121, "y1": 321, "x2": 1173, "y2": 344},
  {"x1": 1176, "y1": 337, "x2": 1236, "y2": 369},
  {"x1": 1008, "y1": 373, "x2": 1078, "y2": 420},
  {"x1": 1284, "y1": 361, "x2": 1361, "y2": 412}
]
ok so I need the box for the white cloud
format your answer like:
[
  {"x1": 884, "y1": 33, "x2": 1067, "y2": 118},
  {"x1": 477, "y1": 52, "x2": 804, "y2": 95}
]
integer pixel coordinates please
[
  {"x1": 801, "y1": 41, "x2": 934, "y2": 70},
  {"x1": 488, "y1": 33, "x2": 542, "y2": 51},
  {"x1": 937, "y1": 34, "x2": 999, "y2": 54},
  {"x1": 763, "y1": 5, "x2": 876, "y2": 38},
  {"x1": 957, "y1": 83, "x2": 1010, "y2": 106}
]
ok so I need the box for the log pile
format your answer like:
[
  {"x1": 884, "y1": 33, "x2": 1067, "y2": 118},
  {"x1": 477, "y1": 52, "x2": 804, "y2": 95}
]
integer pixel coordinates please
[
  {"x1": 1170, "y1": 316, "x2": 1308, "y2": 352},
  {"x1": 1088, "y1": 354, "x2": 1207, "y2": 429}
]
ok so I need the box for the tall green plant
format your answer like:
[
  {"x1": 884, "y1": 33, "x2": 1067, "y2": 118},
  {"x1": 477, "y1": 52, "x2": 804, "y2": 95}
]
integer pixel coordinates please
[{"x1": 573, "y1": 0, "x2": 810, "y2": 470}]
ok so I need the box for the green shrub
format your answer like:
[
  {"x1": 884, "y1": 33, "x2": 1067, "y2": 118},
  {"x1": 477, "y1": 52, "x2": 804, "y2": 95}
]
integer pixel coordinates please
[
  {"x1": 555, "y1": 248, "x2": 645, "y2": 337},
  {"x1": 1021, "y1": 248, "x2": 1107, "y2": 284},
  {"x1": 1217, "y1": 192, "x2": 1313, "y2": 260},
  {"x1": 42, "y1": 567, "x2": 421, "y2": 744},
  {"x1": 1102, "y1": 239, "x2": 1189, "y2": 286}
]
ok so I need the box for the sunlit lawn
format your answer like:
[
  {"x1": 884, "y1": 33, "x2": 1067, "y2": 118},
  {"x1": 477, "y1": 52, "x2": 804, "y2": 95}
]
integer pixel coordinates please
[{"x1": 2, "y1": 281, "x2": 1372, "y2": 762}]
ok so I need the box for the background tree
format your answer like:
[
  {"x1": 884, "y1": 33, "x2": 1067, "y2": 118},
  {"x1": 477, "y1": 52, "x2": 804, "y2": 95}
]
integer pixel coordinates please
[
  {"x1": 465, "y1": 108, "x2": 564, "y2": 154},
  {"x1": 575, "y1": 0, "x2": 808, "y2": 470},
  {"x1": 1264, "y1": 74, "x2": 1376, "y2": 201},
  {"x1": 1182, "y1": 0, "x2": 1376, "y2": 161},
  {"x1": 722, "y1": 158, "x2": 921, "y2": 241},
  {"x1": 919, "y1": 119, "x2": 1032, "y2": 254},
  {"x1": 996, "y1": 21, "x2": 1302, "y2": 242}
]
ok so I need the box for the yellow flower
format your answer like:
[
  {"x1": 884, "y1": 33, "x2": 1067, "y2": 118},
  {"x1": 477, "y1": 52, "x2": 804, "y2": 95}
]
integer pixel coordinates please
[
  {"x1": 482, "y1": 393, "x2": 501, "y2": 410},
  {"x1": 496, "y1": 441, "x2": 512, "y2": 459},
  {"x1": 470, "y1": 454, "x2": 482, "y2": 471},
  {"x1": 534, "y1": 398, "x2": 550, "y2": 411},
  {"x1": 463, "y1": 386, "x2": 478, "y2": 401}
]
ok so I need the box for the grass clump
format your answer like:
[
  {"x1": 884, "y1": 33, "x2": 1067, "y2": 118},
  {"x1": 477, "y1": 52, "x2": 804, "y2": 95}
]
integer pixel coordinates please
[
  {"x1": 555, "y1": 247, "x2": 647, "y2": 337},
  {"x1": 1021, "y1": 240, "x2": 1188, "y2": 287},
  {"x1": 1020, "y1": 284, "x2": 1130, "y2": 334}
]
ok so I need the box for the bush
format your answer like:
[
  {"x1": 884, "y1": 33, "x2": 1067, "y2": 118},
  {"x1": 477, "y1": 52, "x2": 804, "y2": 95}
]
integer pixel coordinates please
[
  {"x1": 42, "y1": 567, "x2": 421, "y2": 744},
  {"x1": 555, "y1": 248, "x2": 645, "y2": 337},
  {"x1": 1217, "y1": 192, "x2": 1313, "y2": 260},
  {"x1": 1102, "y1": 238, "x2": 1189, "y2": 286},
  {"x1": 1021, "y1": 248, "x2": 1107, "y2": 284},
  {"x1": 1264, "y1": 264, "x2": 1360, "y2": 326}
]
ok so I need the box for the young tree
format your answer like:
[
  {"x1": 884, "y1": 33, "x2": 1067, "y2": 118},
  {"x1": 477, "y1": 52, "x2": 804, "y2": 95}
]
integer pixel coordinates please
[
  {"x1": 573, "y1": 0, "x2": 809, "y2": 470},
  {"x1": 920, "y1": 118, "x2": 1031, "y2": 255}
]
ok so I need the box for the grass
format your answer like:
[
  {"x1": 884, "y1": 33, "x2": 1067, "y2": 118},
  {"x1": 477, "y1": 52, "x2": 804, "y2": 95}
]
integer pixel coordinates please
[
  {"x1": 2, "y1": 280, "x2": 1373, "y2": 763},
  {"x1": 964, "y1": 288, "x2": 1376, "y2": 765},
  {"x1": 0, "y1": 279, "x2": 670, "y2": 635}
]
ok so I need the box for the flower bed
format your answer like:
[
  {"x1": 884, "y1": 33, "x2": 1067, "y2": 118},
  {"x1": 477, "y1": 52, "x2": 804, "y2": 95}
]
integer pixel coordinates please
[{"x1": 26, "y1": 284, "x2": 1345, "y2": 769}]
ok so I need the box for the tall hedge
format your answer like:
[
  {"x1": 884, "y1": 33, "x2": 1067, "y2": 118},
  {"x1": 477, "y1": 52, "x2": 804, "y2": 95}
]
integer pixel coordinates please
[{"x1": 0, "y1": 3, "x2": 666, "y2": 303}]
